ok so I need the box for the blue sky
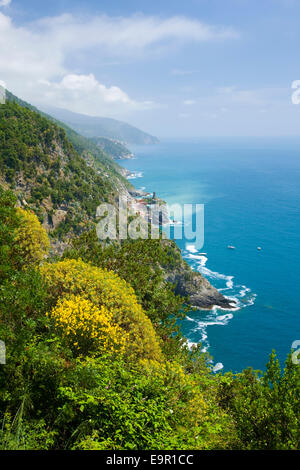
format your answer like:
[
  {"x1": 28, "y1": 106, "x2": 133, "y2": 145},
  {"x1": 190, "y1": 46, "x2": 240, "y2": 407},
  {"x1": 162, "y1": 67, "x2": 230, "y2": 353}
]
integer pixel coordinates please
[{"x1": 1, "y1": 0, "x2": 300, "y2": 137}]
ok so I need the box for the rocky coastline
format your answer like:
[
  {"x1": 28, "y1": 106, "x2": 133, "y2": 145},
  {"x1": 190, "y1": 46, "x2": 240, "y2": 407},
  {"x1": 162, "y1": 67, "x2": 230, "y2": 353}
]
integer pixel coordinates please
[
  {"x1": 121, "y1": 181, "x2": 235, "y2": 311},
  {"x1": 162, "y1": 242, "x2": 236, "y2": 310},
  {"x1": 166, "y1": 266, "x2": 236, "y2": 310}
]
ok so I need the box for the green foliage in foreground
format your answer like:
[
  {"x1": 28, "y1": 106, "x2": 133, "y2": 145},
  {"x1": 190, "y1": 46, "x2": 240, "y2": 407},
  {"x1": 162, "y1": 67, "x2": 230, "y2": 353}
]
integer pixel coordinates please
[
  {"x1": 63, "y1": 231, "x2": 188, "y2": 358},
  {"x1": 0, "y1": 187, "x2": 299, "y2": 450}
]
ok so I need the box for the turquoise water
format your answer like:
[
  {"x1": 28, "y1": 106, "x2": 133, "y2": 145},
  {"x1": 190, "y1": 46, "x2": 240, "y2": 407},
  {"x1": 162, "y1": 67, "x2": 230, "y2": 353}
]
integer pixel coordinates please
[{"x1": 122, "y1": 138, "x2": 300, "y2": 372}]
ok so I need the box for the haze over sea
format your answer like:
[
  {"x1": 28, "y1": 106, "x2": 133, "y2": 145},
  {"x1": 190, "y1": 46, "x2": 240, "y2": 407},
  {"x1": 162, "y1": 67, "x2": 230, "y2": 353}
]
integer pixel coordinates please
[{"x1": 122, "y1": 138, "x2": 300, "y2": 373}]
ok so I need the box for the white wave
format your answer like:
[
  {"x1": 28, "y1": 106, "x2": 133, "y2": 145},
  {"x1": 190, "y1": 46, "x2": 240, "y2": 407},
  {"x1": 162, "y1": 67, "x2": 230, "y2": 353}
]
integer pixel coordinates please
[
  {"x1": 212, "y1": 362, "x2": 224, "y2": 373},
  {"x1": 216, "y1": 313, "x2": 234, "y2": 322},
  {"x1": 187, "y1": 341, "x2": 198, "y2": 350},
  {"x1": 198, "y1": 256, "x2": 208, "y2": 267},
  {"x1": 195, "y1": 263, "x2": 234, "y2": 288},
  {"x1": 239, "y1": 286, "x2": 251, "y2": 297},
  {"x1": 186, "y1": 253, "x2": 208, "y2": 267},
  {"x1": 186, "y1": 244, "x2": 198, "y2": 253},
  {"x1": 181, "y1": 244, "x2": 257, "y2": 369},
  {"x1": 127, "y1": 171, "x2": 143, "y2": 179},
  {"x1": 186, "y1": 315, "x2": 197, "y2": 322}
]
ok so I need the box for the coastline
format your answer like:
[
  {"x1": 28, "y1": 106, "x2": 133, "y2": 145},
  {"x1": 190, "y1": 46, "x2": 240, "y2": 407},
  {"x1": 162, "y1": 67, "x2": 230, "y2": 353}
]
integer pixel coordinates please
[{"x1": 119, "y1": 160, "x2": 236, "y2": 311}]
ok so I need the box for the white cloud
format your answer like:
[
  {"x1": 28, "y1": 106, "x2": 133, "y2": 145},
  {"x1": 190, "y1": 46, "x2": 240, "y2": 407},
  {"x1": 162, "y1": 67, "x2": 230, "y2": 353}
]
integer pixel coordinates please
[
  {"x1": 37, "y1": 74, "x2": 157, "y2": 116},
  {"x1": 183, "y1": 99, "x2": 196, "y2": 105},
  {"x1": 54, "y1": 74, "x2": 131, "y2": 104},
  {"x1": 0, "y1": 0, "x2": 11, "y2": 7},
  {"x1": 0, "y1": 11, "x2": 238, "y2": 115},
  {"x1": 34, "y1": 13, "x2": 238, "y2": 54}
]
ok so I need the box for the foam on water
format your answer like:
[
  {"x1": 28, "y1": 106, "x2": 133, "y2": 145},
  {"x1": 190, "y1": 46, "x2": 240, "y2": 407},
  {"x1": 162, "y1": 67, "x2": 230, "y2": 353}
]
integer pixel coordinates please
[
  {"x1": 127, "y1": 171, "x2": 143, "y2": 179},
  {"x1": 186, "y1": 244, "x2": 198, "y2": 253},
  {"x1": 212, "y1": 363, "x2": 224, "y2": 373},
  {"x1": 183, "y1": 243, "x2": 256, "y2": 367},
  {"x1": 121, "y1": 139, "x2": 300, "y2": 372}
]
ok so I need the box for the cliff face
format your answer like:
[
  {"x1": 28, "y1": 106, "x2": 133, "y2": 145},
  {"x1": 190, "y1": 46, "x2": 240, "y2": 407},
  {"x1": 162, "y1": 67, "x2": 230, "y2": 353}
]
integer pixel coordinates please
[
  {"x1": 166, "y1": 268, "x2": 235, "y2": 310},
  {"x1": 90, "y1": 137, "x2": 134, "y2": 161},
  {"x1": 162, "y1": 242, "x2": 235, "y2": 310}
]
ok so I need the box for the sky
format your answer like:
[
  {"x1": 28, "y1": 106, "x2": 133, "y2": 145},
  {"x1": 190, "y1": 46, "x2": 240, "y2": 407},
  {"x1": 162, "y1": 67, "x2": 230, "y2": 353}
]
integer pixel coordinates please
[{"x1": 1, "y1": 0, "x2": 300, "y2": 137}]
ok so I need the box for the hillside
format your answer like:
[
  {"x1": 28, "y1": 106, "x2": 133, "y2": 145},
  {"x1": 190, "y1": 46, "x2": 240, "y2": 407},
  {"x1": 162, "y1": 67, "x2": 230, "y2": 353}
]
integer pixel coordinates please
[
  {"x1": 41, "y1": 105, "x2": 160, "y2": 145},
  {"x1": 0, "y1": 100, "x2": 131, "y2": 240},
  {"x1": 5, "y1": 90, "x2": 132, "y2": 179},
  {"x1": 0, "y1": 91, "x2": 233, "y2": 309},
  {"x1": 1, "y1": 186, "x2": 299, "y2": 451},
  {"x1": 0, "y1": 93, "x2": 299, "y2": 451},
  {"x1": 90, "y1": 137, "x2": 134, "y2": 160}
]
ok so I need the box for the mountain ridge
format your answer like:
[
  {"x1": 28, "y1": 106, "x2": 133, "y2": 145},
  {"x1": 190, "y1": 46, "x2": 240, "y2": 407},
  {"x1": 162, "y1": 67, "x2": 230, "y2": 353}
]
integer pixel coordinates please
[{"x1": 41, "y1": 105, "x2": 160, "y2": 145}]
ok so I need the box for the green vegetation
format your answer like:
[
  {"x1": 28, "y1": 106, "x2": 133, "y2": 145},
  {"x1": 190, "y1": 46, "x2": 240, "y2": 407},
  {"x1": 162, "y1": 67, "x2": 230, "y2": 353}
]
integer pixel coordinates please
[
  {"x1": 0, "y1": 187, "x2": 299, "y2": 450},
  {"x1": 0, "y1": 101, "x2": 130, "y2": 238},
  {"x1": 5, "y1": 89, "x2": 133, "y2": 188},
  {"x1": 63, "y1": 231, "x2": 188, "y2": 357},
  {"x1": 90, "y1": 137, "x2": 132, "y2": 160},
  {"x1": 5, "y1": 93, "x2": 158, "y2": 146},
  {"x1": 0, "y1": 93, "x2": 299, "y2": 451}
]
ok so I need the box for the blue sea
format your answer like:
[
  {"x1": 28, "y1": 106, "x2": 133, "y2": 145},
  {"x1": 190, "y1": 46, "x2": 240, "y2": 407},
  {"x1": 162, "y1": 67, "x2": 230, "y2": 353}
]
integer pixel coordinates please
[{"x1": 122, "y1": 138, "x2": 300, "y2": 373}]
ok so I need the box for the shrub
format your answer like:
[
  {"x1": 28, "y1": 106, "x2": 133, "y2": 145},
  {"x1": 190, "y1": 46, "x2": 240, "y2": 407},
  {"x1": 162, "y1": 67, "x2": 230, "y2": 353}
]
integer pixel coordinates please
[
  {"x1": 40, "y1": 259, "x2": 163, "y2": 362},
  {"x1": 13, "y1": 208, "x2": 49, "y2": 269},
  {"x1": 55, "y1": 355, "x2": 238, "y2": 450},
  {"x1": 55, "y1": 356, "x2": 207, "y2": 450},
  {"x1": 218, "y1": 351, "x2": 300, "y2": 449},
  {"x1": 48, "y1": 295, "x2": 127, "y2": 357}
]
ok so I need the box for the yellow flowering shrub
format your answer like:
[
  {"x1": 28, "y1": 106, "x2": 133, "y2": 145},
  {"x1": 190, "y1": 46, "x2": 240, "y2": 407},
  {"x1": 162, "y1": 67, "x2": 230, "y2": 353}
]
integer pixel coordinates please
[
  {"x1": 14, "y1": 208, "x2": 50, "y2": 268},
  {"x1": 48, "y1": 295, "x2": 127, "y2": 356},
  {"x1": 40, "y1": 259, "x2": 163, "y2": 362}
]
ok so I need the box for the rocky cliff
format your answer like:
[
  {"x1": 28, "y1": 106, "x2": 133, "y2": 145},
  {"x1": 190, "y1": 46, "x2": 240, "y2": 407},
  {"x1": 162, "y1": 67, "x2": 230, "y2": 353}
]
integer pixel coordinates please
[{"x1": 163, "y1": 242, "x2": 235, "y2": 310}]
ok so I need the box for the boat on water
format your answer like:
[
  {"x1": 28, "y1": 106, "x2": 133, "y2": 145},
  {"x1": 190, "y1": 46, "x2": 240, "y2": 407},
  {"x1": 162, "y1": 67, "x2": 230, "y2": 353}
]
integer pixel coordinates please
[
  {"x1": 257, "y1": 246, "x2": 262, "y2": 251},
  {"x1": 227, "y1": 245, "x2": 236, "y2": 250}
]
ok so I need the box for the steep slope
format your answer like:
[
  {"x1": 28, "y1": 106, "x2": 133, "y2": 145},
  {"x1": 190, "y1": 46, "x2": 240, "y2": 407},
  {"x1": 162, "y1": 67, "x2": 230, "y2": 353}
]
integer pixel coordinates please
[
  {"x1": 0, "y1": 92, "x2": 232, "y2": 310},
  {"x1": 41, "y1": 105, "x2": 160, "y2": 145},
  {"x1": 0, "y1": 101, "x2": 130, "y2": 240},
  {"x1": 90, "y1": 137, "x2": 134, "y2": 160},
  {"x1": 4, "y1": 90, "x2": 132, "y2": 182}
]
